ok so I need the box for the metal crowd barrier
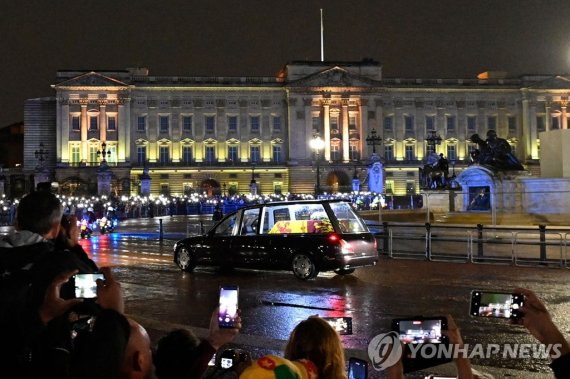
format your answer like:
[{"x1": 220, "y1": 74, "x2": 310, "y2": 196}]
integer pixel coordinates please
[{"x1": 373, "y1": 222, "x2": 569, "y2": 268}]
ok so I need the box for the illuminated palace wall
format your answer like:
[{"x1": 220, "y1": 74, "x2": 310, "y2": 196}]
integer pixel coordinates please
[{"x1": 23, "y1": 61, "x2": 570, "y2": 196}]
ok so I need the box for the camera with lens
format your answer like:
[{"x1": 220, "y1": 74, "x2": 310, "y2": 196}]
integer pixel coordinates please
[{"x1": 216, "y1": 348, "x2": 251, "y2": 369}]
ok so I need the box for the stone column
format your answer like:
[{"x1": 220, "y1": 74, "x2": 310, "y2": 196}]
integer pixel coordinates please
[
  {"x1": 60, "y1": 99, "x2": 70, "y2": 163},
  {"x1": 118, "y1": 99, "x2": 126, "y2": 162},
  {"x1": 562, "y1": 101, "x2": 568, "y2": 129},
  {"x1": 323, "y1": 99, "x2": 331, "y2": 161},
  {"x1": 99, "y1": 101, "x2": 107, "y2": 143},
  {"x1": 359, "y1": 99, "x2": 368, "y2": 161},
  {"x1": 80, "y1": 100, "x2": 88, "y2": 163},
  {"x1": 545, "y1": 101, "x2": 551, "y2": 131},
  {"x1": 342, "y1": 97, "x2": 350, "y2": 162}
]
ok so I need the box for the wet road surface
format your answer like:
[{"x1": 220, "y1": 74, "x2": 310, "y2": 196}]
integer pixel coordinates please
[{"x1": 77, "y1": 216, "x2": 569, "y2": 378}]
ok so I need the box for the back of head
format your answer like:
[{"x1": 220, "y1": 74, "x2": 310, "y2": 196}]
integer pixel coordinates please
[
  {"x1": 16, "y1": 191, "x2": 62, "y2": 235},
  {"x1": 154, "y1": 329, "x2": 201, "y2": 379},
  {"x1": 284, "y1": 317, "x2": 346, "y2": 379}
]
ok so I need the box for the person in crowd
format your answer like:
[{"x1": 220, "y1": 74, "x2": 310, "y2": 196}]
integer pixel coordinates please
[
  {"x1": 154, "y1": 308, "x2": 242, "y2": 379},
  {"x1": 212, "y1": 205, "x2": 224, "y2": 222},
  {"x1": 386, "y1": 315, "x2": 474, "y2": 379},
  {"x1": 284, "y1": 316, "x2": 346, "y2": 379},
  {"x1": 0, "y1": 190, "x2": 98, "y2": 377},
  {"x1": 514, "y1": 287, "x2": 570, "y2": 378}
]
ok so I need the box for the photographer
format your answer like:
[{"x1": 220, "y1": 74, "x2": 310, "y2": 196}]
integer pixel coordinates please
[
  {"x1": 514, "y1": 288, "x2": 570, "y2": 378},
  {"x1": 0, "y1": 190, "x2": 98, "y2": 377},
  {"x1": 154, "y1": 307, "x2": 242, "y2": 379}
]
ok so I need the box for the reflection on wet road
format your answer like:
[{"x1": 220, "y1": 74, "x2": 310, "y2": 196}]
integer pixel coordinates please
[{"x1": 79, "y1": 222, "x2": 570, "y2": 378}]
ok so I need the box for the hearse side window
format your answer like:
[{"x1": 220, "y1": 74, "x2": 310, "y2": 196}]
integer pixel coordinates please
[
  {"x1": 240, "y1": 208, "x2": 261, "y2": 236},
  {"x1": 214, "y1": 214, "x2": 237, "y2": 236},
  {"x1": 329, "y1": 202, "x2": 367, "y2": 233},
  {"x1": 265, "y1": 204, "x2": 333, "y2": 234}
]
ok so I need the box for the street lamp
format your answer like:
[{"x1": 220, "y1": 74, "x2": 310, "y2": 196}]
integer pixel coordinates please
[
  {"x1": 426, "y1": 130, "x2": 442, "y2": 154},
  {"x1": 365, "y1": 128, "x2": 382, "y2": 155},
  {"x1": 249, "y1": 164, "x2": 257, "y2": 195},
  {"x1": 310, "y1": 132, "x2": 325, "y2": 196},
  {"x1": 97, "y1": 141, "x2": 111, "y2": 165}
]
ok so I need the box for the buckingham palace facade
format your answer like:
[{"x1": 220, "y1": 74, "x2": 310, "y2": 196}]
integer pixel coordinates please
[{"x1": 22, "y1": 60, "x2": 570, "y2": 196}]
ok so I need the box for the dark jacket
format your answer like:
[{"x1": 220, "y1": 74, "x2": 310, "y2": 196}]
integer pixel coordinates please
[
  {"x1": 551, "y1": 352, "x2": 570, "y2": 379},
  {"x1": 0, "y1": 231, "x2": 98, "y2": 378}
]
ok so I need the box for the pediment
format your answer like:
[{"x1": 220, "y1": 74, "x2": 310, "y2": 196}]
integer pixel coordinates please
[
  {"x1": 528, "y1": 76, "x2": 570, "y2": 90},
  {"x1": 55, "y1": 72, "x2": 129, "y2": 89},
  {"x1": 289, "y1": 67, "x2": 377, "y2": 88}
]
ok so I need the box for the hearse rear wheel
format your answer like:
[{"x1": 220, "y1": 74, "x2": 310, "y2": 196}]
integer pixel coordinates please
[{"x1": 292, "y1": 253, "x2": 319, "y2": 280}]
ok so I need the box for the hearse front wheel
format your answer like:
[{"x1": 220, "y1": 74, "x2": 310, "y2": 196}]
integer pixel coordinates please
[{"x1": 175, "y1": 246, "x2": 196, "y2": 272}]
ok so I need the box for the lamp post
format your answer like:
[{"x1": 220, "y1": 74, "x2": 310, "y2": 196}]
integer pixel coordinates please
[
  {"x1": 365, "y1": 128, "x2": 382, "y2": 157},
  {"x1": 249, "y1": 164, "x2": 257, "y2": 195},
  {"x1": 97, "y1": 141, "x2": 111, "y2": 165},
  {"x1": 310, "y1": 132, "x2": 325, "y2": 196},
  {"x1": 425, "y1": 130, "x2": 442, "y2": 154},
  {"x1": 34, "y1": 143, "x2": 48, "y2": 168}
]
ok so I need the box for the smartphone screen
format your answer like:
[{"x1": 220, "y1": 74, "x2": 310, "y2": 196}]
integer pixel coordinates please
[
  {"x1": 392, "y1": 317, "x2": 447, "y2": 344},
  {"x1": 348, "y1": 357, "x2": 368, "y2": 379},
  {"x1": 470, "y1": 291, "x2": 523, "y2": 319},
  {"x1": 73, "y1": 273, "x2": 104, "y2": 299},
  {"x1": 322, "y1": 316, "x2": 353, "y2": 335},
  {"x1": 218, "y1": 285, "x2": 239, "y2": 328}
]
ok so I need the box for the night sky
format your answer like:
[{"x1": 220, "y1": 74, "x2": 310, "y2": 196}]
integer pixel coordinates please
[{"x1": 2, "y1": 0, "x2": 569, "y2": 127}]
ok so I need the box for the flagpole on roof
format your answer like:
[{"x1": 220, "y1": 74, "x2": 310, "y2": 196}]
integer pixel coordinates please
[{"x1": 320, "y1": 8, "x2": 324, "y2": 62}]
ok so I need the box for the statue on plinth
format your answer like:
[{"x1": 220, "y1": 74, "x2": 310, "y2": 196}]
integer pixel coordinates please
[{"x1": 470, "y1": 130, "x2": 524, "y2": 171}]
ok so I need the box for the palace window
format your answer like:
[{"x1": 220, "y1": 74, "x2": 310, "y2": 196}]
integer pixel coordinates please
[
  {"x1": 182, "y1": 146, "x2": 193, "y2": 164},
  {"x1": 405, "y1": 145, "x2": 415, "y2": 161},
  {"x1": 89, "y1": 116, "x2": 98, "y2": 131},
  {"x1": 205, "y1": 146, "x2": 216, "y2": 163},
  {"x1": 272, "y1": 116, "x2": 281, "y2": 132},
  {"x1": 487, "y1": 116, "x2": 497, "y2": 130},
  {"x1": 205, "y1": 116, "x2": 215, "y2": 133},
  {"x1": 425, "y1": 115, "x2": 435, "y2": 132},
  {"x1": 349, "y1": 143, "x2": 359, "y2": 161},
  {"x1": 250, "y1": 116, "x2": 260, "y2": 133},
  {"x1": 108, "y1": 116, "x2": 116, "y2": 131},
  {"x1": 552, "y1": 115, "x2": 561, "y2": 130},
  {"x1": 330, "y1": 144, "x2": 341, "y2": 161},
  {"x1": 183, "y1": 116, "x2": 193, "y2": 132},
  {"x1": 159, "y1": 116, "x2": 169, "y2": 133},
  {"x1": 349, "y1": 116, "x2": 357, "y2": 130},
  {"x1": 159, "y1": 146, "x2": 170, "y2": 164},
  {"x1": 227, "y1": 145, "x2": 238, "y2": 163},
  {"x1": 71, "y1": 116, "x2": 80, "y2": 131},
  {"x1": 508, "y1": 116, "x2": 517, "y2": 134},
  {"x1": 70, "y1": 145, "x2": 80, "y2": 164},
  {"x1": 137, "y1": 146, "x2": 146, "y2": 164},
  {"x1": 384, "y1": 145, "x2": 394, "y2": 161},
  {"x1": 228, "y1": 116, "x2": 237, "y2": 132},
  {"x1": 536, "y1": 115, "x2": 546, "y2": 132},
  {"x1": 446, "y1": 116, "x2": 456, "y2": 133},
  {"x1": 273, "y1": 145, "x2": 282, "y2": 163},
  {"x1": 404, "y1": 115, "x2": 414, "y2": 134},
  {"x1": 467, "y1": 116, "x2": 477, "y2": 133},
  {"x1": 447, "y1": 145, "x2": 457, "y2": 161},
  {"x1": 383, "y1": 116, "x2": 393, "y2": 132},
  {"x1": 250, "y1": 145, "x2": 260, "y2": 163},
  {"x1": 89, "y1": 146, "x2": 98, "y2": 164},
  {"x1": 137, "y1": 116, "x2": 146, "y2": 132}
]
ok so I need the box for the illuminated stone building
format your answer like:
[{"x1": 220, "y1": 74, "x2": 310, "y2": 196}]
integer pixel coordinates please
[{"x1": 23, "y1": 61, "x2": 570, "y2": 196}]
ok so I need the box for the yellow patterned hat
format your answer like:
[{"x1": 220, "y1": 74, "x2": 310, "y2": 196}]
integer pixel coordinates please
[{"x1": 239, "y1": 355, "x2": 318, "y2": 379}]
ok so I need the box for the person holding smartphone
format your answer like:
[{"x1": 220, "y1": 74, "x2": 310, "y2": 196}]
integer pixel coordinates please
[
  {"x1": 513, "y1": 288, "x2": 570, "y2": 378},
  {"x1": 0, "y1": 190, "x2": 99, "y2": 377}
]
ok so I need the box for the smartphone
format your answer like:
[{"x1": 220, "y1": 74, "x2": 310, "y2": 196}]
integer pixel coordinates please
[
  {"x1": 218, "y1": 285, "x2": 239, "y2": 328},
  {"x1": 470, "y1": 290, "x2": 524, "y2": 319},
  {"x1": 322, "y1": 316, "x2": 353, "y2": 335},
  {"x1": 392, "y1": 317, "x2": 448, "y2": 344},
  {"x1": 348, "y1": 357, "x2": 368, "y2": 379},
  {"x1": 73, "y1": 273, "x2": 104, "y2": 299}
]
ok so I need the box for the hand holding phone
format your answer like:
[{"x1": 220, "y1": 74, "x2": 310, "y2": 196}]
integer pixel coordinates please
[
  {"x1": 73, "y1": 272, "x2": 104, "y2": 299},
  {"x1": 470, "y1": 291, "x2": 524, "y2": 319},
  {"x1": 348, "y1": 357, "x2": 368, "y2": 379},
  {"x1": 392, "y1": 317, "x2": 448, "y2": 345},
  {"x1": 218, "y1": 285, "x2": 239, "y2": 329}
]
